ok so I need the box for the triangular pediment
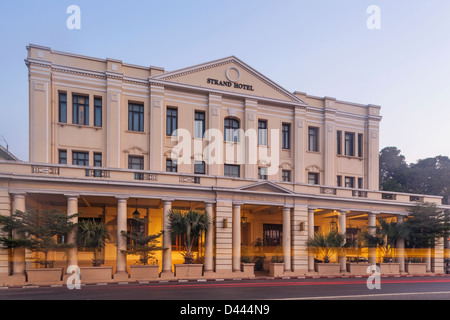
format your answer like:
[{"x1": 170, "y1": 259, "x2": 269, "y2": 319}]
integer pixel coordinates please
[
  {"x1": 152, "y1": 56, "x2": 306, "y2": 104},
  {"x1": 238, "y1": 181, "x2": 294, "y2": 195}
]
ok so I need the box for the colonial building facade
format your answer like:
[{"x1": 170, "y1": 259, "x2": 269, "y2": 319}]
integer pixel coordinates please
[{"x1": 0, "y1": 44, "x2": 448, "y2": 285}]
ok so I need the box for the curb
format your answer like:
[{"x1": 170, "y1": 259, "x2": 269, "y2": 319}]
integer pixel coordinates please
[{"x1": 2, "y1": 273, "x2": 449, "y2": 290}]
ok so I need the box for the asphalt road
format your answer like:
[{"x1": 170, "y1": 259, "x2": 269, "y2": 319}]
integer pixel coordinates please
[{"x1": 0, "y1": 276, "x2": 449, "y2": 317}]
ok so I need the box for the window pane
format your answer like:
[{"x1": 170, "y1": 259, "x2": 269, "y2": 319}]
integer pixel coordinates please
[
  {"x1": 282, "y1": 123, "x2": 290, "y2": 149},
  {"x1": 59, "y1": 92, "x2": 67, "y2": 123},
  {"x1": 195, "y1": 112, "x2": 205, "y2": 138},
  {"x1": 94, "y1": 98, "x2": 102, "y2": 127},
  {"x1": 194, "y1": 161, "x2": 205, "y2": 174},
  {"x1": 308, "y1": 127, "x2": 318, "y2": 152},
  {"x1": 258, "y1": 120, "x2": 267, "y2": 146},
  {"x1": 345, "y1": 132, "x2": 355, "y2": 156}
]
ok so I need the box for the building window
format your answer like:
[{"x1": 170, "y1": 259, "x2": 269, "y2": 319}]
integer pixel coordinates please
[
  {"x1": 224, "y1": 118, "x2": 240, "y2": 142},
  {"x1": 224, "y1": 164, "x2": 240, "y2": 178},
  {"x1": 127, "y1": 218, "x2": 146, "y2": 247},
  {"x1": 282, "y1": 123, "x2": 291, "y2": 149},
  {"x1": 166, "y1": 108, "x2": 178, "y2": 136},
  {"x1": 129, "y1": 155, "x2": 144, "y2": 180},
  {"x1": 59, "y1": 92, "x2": 67, "y2": 123},
  {"x1": 345, "y1": 177, "x2": 355, "y2": 188},
  {"x1": 59, "y1": 150, "x2": 67, "y2": 164},
  {"x1": 308, "y1": 127, "x2": 319, "y2": 152},
  {"x1": 194, "y1": 161, "x2": 206, "y2": 175},
  {"x1": 308, "y1": 172, "x2": 319, "y2": 185},
  {"x1": 336, "y1": 130, "x2": 342, "y2": 155},
  {"x1": 128, "y1": 103, "x2": 144, "y2": 132},
  {"x1": 93, "y1": 153, "x2": 102, "y2": 177},
  {"x1": 337, "y1": 175, "x2": 342, "y2": 187},
  {"x1": 358, "y1": 133, "x2": 363, "y2": 158},
  {"x1": 94, "y1": 153, "x2": 102, "y2": 167},
  {"x1": 194, "y1": 111, "x2": 205, "y2": 138},
  {"x1": 282, "y1": 170, "x2": 291, "y2": 182},
  {"x1": 258, "y1": 167, "x2": 268, "y2": 180},
  {"x1": 72, "y1": 151, "x2": 89, "y2": 166},
  {"x1": 94, "y1": 97, "x2": 102, "y2": 127},
  {"x1": 258, "y1": 120, "x2": 267, "y2": 146},
  {"x1": 73, "y1": 94, "x2": 89, "y2": 125},
  {"x1": 166, "y1": 159, "x2": 177, "y2": 172},
  {"x1": 345, "y1": 132, "x2": 355, "y2": 156},
  {"x1": 263, "y1": 224, "x2": 282, "y2": 247},
  {"x1": 358, "y1": 177, "x2": 363, "y2": 189}
]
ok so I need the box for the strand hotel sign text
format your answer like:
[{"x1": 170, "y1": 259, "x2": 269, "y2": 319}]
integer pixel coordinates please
[{"x1": 206, "y1": 66, "x2": 255, "y2": 91}]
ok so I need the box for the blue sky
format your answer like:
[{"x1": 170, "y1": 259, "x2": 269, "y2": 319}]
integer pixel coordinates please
[{"x1": 1, "y1": 0, "x2": 450, "y2": 164}]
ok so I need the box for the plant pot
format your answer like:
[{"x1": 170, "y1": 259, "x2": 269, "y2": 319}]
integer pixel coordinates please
[
  {"x1": 26, "y1": 268, "x2": 63, "y2": 285},
  {"x1": 406, "y1": 263, "x2": 427, "y2": 274},
  {"x1": 269, "y1": 263, "x2": 285, "y2": 277},
  {"x1": 80, "y1": 266, "x2": 113, "y2": 283},
  {"x1": 241, "y1": 263, "x2": 255, "y2": 277},
  {"x1": 347, "y1": 263, "x2": 371, "y2": 275},
  {"x1": 174, "y1": 264, "x2": 203, "y2": 278},
  {"x1": 377, "y1": 263, "x2": 400, "y2": 275},
  {"x1": 129, "y1": 265, "x2": 160, "y2": 281},
  {"x1": 315, "y1": 263, "x2": 341, "y2": 275}
]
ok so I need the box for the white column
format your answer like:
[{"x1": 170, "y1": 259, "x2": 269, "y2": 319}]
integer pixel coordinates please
[
  {"x1": 232, "y1": 203, "x2": 242, "y2": 272},
  {"x1": 396, "y1": 215, "x2": 405, "y2": 273},
  {"x1": 338, "y1": 210, "x2": 347, "y2": 272},
  {"x1": 11, "y1": 193, "x2": 26, "y2": 275},
  {"x1": 66, "y1": 195, "x2": 79, "y2": 270},
  {"x1": 283, "y1": 207, "x2": 292, "y2": 272},
  {"x1": 204, "y1": 202, "x2": 214, "y2": 273},
  {"x1": 308, "y1": 207, "x2": 315, "y2": 272},
  {"x1": 368, "y1": 212, "x2": 377, "y2": 266},
  {"x1": 162, "y1": 199, "x2": 173, "y2": 274},
  {"x1": 116, "y1": 197, "x2": 128, "y2": 275}
]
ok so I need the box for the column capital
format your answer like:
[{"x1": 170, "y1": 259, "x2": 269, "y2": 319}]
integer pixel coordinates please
[
  {"x1": 232, "y1": 202, "x2": 243, "y2": 208},
  {"x1": 116, "y1": 196, "x2": 129, "y2": 202},
  {"x1": 10, "y1": 191, "x2": 26, "y2": 198},
  {"x1": 205, "y1": 202, "x2": 215, "y2": 208},
  {"x1": 162, "y1": 198, "x2": 174, "y2": 204},
  {"x1": 64, "y1": 194, "x2": 80, "y2": 200}
]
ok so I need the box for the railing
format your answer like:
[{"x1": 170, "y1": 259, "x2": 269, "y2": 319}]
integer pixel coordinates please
[{"x1": 0, "y1": 161, "x2": 441, "y2": 206}]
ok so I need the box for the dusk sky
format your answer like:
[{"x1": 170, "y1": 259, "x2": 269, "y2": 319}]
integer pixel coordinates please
[{"x1": 1, "y1": 0, "x2": 450, "y2": 164}]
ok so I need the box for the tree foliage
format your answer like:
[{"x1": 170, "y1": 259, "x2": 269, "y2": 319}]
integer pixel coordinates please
[
  {"x1": 77, "y1": 219, "x2": 110, "y2": 266},
  {"x1": 0, "y1": 209, "x2": 78, "y2": 268},
  {"x1": 306, "y1": 230, "x2": 349, "y2": 263},
  {"x1": 120, "y1": 217, "x2": 163, "y2": 265},
  {"x1": 168, "y1": 209, "x2": 210, "y2": 264},
  {"x1": 379, "y1": 147, "x2": 450, "y2": 204}
]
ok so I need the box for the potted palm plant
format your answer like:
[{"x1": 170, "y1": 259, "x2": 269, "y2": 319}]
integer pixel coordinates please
[
  {"x1": 0, "y1": 209, "x2": 78, "y2": 285},
  {"x1": 306, "y1": 230, "x2": 347, "y2": 275},
  {"x1": 168, "y1": 209, "x2": 210, "y2": 278},
  {"x1": 77, "y1": 218, "x2": 113, "y2": 282},
  {"x1": 120, "y1": 216, "x2": 164, "y2": 280}
]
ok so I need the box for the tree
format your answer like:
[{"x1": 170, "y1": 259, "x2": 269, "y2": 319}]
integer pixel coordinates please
[
  {"x1": 379, "y1": 146, "x2": 409, "y2": 192},
  {"x1": 168, "y1": 209, "x2": 210, "y2": 264},
  {"x1": 407, "y1": 156, "x2": 450, "y2": 204},
  {"x1": 120, "y1": 217, "x2": 164, "y2": 265},
  {"x1": 77, "y1": 219, "x2": 111, "y2": 266},
  {"x1": 403, "y1": 202, "x2": 450, "y2": 251},
  {"x1": 0, "y1": 209, "x2": 78, "y2": 268}
]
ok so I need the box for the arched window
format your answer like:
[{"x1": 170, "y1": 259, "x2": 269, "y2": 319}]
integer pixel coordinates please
[{"x1": 224, "y1": 118, "x2": 240, "y2": 142}]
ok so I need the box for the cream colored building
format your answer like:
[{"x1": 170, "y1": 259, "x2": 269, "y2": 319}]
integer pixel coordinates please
[{"x1": 0, "y1": 44, "x2": 448, "y2": 285}]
